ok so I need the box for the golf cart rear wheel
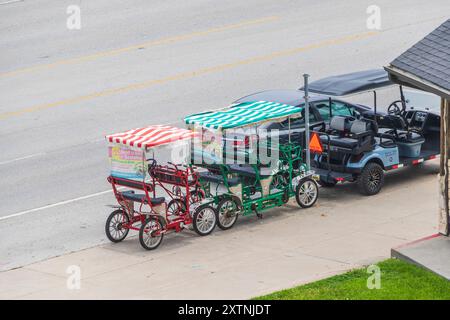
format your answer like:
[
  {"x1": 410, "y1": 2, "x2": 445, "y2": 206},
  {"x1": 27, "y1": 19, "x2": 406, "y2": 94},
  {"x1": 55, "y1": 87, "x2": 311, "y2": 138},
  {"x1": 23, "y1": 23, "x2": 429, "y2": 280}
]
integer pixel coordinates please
[
  {"x1": 105, "y1": 209, "x2": 130, "y2": 243},
  {"x1": 295, "y1": 178, "x2": 319, "y2": 208},
  {"x1": 216, "y1": 198, "x2": 239, "y2": 230},
  {"x1": 193, "y1": 204, "x2": 217, "y2": 236},
  {"x1": 139, "y1": 217, "x2": 164, "y2": 250},
  {"x1": 357, "y1": 162, "x2": 384, "y2": 196}
]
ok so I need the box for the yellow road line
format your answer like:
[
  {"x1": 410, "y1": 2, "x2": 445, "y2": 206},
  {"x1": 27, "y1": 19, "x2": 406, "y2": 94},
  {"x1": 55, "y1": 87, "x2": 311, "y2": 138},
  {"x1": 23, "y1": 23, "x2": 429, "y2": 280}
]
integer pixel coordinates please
[
  {"x1": 0, "y1": 31, "x2": 378, "y2": 121},
  {"x1": 0, "y1": 16, "x2": 280, "y2": 78}
]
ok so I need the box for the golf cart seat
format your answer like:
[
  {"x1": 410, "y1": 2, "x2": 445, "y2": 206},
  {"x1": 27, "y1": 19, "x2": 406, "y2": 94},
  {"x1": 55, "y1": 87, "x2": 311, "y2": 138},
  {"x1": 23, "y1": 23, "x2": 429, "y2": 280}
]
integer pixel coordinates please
[
  {"x1": 327, "y1": 116, "x2": 354, "y2": 135},
  {"x1": 378, "y1": 115, "x2": 425, "y2": 144},
  {"x1": 320, "y1": 116, "x2": 357, "y2": 148},
  {"x1": 320, "y1": 117, "x2": 377, "y2": 154},
  {"x1": 396, "y1": 131, "x2": 425, "y2": 143},
  {"x1": 375, "y1": 136, "x2": 397, "y2": 148},
  {"x1": 198, "y1": 171, "x2": 241, "y2": 186},
  {"x1": 323, "y1": 137, "x2": 359, "y2": 149}
]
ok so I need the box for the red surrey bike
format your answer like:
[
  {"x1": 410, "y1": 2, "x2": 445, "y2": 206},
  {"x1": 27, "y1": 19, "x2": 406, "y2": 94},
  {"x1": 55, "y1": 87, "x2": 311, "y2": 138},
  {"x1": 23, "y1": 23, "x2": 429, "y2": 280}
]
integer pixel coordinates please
[{"x1": 105, "y1": 125, "x2": 215, "y2": 250}]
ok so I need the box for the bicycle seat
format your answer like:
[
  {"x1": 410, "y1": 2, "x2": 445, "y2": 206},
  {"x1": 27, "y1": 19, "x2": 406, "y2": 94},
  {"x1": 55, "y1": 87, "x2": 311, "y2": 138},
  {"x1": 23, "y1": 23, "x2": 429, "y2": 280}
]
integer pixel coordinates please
[{"x1": 321, "y1": 119, "x2": 376, "y2": 154}]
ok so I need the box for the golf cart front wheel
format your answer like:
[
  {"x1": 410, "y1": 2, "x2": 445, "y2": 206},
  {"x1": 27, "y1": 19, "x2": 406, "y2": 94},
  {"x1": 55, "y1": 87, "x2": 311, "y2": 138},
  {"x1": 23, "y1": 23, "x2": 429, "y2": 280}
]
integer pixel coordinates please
[
  {"x1": 295, "y1": 178, "x2": 319, "y2": 208},
  {"x1": 216, "y1": 198, "x2": 239, "y2": 230},
  {"x1": 357, "y1": 162, "x2": 384, "y2": 196},
  {"x1": 193, "y1": 204, "x2": 217, "y2": 236}
]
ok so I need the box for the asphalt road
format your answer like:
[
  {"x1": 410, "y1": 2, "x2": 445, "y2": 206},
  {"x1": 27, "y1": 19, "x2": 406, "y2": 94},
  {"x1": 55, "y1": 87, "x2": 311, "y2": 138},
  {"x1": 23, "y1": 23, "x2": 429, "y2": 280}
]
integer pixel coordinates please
[{"x1": 0, "y1": 0, "x2": 448, "y2": 271}]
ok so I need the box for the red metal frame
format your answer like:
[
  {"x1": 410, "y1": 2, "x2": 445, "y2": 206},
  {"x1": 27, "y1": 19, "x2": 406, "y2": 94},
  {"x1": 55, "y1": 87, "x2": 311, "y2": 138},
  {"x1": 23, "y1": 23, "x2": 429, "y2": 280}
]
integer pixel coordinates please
[{"x1": 108, "y1": 163, "x2": 203, "y2": 235}]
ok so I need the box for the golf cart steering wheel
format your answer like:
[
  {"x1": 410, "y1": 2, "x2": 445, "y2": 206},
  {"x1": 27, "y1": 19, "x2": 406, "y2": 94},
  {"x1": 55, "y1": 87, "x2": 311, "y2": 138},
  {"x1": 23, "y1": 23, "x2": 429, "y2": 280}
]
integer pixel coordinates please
[{"x1": 387, "y1": 100, "x2": 405, "y2": 116}]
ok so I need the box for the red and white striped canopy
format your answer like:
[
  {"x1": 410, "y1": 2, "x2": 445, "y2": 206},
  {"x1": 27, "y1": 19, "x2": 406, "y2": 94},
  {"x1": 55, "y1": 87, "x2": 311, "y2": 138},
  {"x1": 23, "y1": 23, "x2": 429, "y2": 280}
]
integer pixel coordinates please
[{"x1": 106, "y1": 125, "x2": 197, "y2": 150}]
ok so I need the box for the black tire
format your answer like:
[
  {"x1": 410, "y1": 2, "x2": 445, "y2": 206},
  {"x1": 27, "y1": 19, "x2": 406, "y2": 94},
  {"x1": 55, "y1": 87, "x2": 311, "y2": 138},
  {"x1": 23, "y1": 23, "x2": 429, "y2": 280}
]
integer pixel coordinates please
[
  {"x1": 216, "y1": 198, "x2": 239, "y2": 230},
  {"x1": 356, "y1": 162, "x2": 384, "y2": 196},
  {"x1": 295, "y1": 178, "x2": 319, "y2": 208},
  {"x1": 105, "y1": 209, "x2": 130, "y2": 243},
  {"x1": 139, "y1": 217, "x2": 164, "y2": 250},
  {"x1": 318, "y1": 179, "x2": 337, "y2": 188},
  {"x1": 192, "y1": 204, "x2": 217, "y2": 236}
]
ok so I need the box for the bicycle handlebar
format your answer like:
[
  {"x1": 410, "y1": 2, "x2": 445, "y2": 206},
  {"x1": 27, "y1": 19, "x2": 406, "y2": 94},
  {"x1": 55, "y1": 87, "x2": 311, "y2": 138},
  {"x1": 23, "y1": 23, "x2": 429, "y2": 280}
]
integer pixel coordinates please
[{"x1": 167, "y1": 162, "x2": 179, "y2": 171}]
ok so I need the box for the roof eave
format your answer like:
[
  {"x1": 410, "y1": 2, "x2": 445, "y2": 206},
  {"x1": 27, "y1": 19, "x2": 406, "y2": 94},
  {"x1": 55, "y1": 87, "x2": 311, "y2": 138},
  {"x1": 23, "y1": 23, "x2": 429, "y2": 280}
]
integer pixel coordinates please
[{"x1": 384, "y1": 65, "x2": 450, "y2": 100}]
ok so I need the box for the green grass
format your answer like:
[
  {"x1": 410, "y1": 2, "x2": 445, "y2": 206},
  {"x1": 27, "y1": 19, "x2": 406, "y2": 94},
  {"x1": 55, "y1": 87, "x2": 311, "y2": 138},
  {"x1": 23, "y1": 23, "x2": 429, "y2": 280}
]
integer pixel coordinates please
[{"x1": 254, "y1": 259, "x2": 450, "y2": 300}]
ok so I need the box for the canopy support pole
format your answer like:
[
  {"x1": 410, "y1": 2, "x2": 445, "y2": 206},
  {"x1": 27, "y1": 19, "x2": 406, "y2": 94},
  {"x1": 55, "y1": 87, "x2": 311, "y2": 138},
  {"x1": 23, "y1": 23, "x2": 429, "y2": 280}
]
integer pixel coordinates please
[
  {"x1": 288, "y1": 116, "x2": 291, "y2": 143},
  {"x1": 399, "y1": 85, "x2": 407, "y2": 110},
  {"x1": 373, "y1": 90, "x2": 377, "y2": 125},
  {"x1": 303, "y1": 74, "x2": 311, "y2": 172}
]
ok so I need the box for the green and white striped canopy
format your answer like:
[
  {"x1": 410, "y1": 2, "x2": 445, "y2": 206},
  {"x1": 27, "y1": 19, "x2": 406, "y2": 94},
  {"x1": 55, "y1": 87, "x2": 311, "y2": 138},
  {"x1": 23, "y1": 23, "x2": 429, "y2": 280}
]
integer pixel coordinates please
[{"x1": 184, "y1": 101, "x2": 300, "y2": 129}]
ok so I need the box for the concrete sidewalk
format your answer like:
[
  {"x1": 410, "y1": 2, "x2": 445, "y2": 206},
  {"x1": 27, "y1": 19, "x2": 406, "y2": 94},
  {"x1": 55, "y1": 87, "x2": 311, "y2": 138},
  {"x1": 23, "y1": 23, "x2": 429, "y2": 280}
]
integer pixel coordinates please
[
  {"x1": 392, "y1": 234, "x2": 450, "y2": 280},
  {"x1": 0, "y1": 163, "x2": 439, "y2": 299}
]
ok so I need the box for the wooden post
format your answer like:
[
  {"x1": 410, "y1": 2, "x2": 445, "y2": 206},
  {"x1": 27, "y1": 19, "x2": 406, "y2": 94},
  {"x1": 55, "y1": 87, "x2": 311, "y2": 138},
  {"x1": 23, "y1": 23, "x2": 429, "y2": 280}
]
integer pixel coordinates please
[{"x1": 439, "y1": 98, "x2": 449, "y2": 235}]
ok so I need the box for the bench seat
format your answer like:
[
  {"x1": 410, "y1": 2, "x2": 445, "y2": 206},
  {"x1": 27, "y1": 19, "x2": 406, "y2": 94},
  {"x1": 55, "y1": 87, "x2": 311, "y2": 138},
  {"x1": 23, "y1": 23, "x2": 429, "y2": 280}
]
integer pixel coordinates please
[
  {"x1": 119, "y1": 191, "x2": 165, "y2": 205},
  {"x1": 198, "y1": 171, "x2": 241, "y2": 186}
]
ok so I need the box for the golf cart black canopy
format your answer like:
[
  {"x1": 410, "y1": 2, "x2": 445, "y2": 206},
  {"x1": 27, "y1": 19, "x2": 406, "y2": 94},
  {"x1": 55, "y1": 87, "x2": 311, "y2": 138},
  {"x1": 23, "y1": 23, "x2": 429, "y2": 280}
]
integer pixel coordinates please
[{"x1": 301, "y1": 69, "x2": 393, "y2": 96}]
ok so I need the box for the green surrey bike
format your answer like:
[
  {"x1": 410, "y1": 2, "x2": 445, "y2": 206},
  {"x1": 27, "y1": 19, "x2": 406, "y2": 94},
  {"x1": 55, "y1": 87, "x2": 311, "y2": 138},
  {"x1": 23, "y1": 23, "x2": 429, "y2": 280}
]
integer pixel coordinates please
[{"x1": 185, "y1": 101, "x2": 319, "y2": 230}]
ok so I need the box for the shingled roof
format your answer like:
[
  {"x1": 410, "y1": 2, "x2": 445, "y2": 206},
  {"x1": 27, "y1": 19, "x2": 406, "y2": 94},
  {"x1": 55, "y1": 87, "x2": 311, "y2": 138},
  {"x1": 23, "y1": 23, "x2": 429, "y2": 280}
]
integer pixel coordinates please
[{"x1": 385, "y1": 19, "x2": 450, "y2": 99}]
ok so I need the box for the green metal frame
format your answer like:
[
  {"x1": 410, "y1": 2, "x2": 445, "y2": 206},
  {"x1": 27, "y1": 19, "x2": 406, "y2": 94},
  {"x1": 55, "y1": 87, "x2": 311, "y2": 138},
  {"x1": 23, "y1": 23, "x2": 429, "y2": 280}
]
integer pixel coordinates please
[{"x1": 194, "y1": 140, "x2": 307, "y2": 216}]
